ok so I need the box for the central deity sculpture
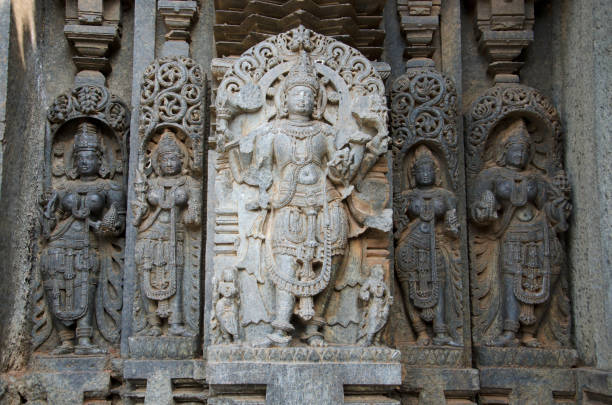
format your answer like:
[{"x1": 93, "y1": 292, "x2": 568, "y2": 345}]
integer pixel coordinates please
[{"x1": 212, "y1": 27, "x2": 390, "y2": 348}]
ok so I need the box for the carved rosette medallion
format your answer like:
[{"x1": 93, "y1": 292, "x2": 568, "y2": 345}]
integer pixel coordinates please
[
  {"x1": 466, "y1": 84, "x2": 573, "y2": 354},
  {"x1": 389, "y1": 65, "x2": 465, "y2": 353},
  {"x1": 208, "y1": 26, "x2": 393, "y2": 349},
  {"x1": 129, "y1": 56, "x2": 204, "y2": 351},
  {"x1": 33, "y1": 84, "x2": 129, "y2": 354}
]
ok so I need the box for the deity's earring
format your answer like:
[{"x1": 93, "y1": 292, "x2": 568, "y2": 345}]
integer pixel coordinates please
[
  {"x1": 278, "y1": 87, "x2": 289, "y2": 118},
  {"x1": 312, "y1": 83, "x2": 326, "y2": 120},
  {"x1": 99, "y1": 159, "x2": 110, "y2": 178}
]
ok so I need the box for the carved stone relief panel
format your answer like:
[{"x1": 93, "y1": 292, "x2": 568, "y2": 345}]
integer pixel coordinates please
[
  {"x1": 466, "y1": 84, "x2": 577, "y2": 367},
  {"x1": 128, "y1": 55, "x2": 205, "y2": 359},
  {"x1": 33, "y1": 84, "x2": 129, "y2": 355},
  {"x1": 207, "y1": 25, "x2": 394, "y2": 350},
  {"x1": 389, "y1": 61, "x2": 469, "y2": 368}
]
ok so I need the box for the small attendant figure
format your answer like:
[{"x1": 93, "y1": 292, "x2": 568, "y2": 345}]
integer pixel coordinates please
[{"x1": 358, "y1": 265, "x2": 393, "y2": 346}]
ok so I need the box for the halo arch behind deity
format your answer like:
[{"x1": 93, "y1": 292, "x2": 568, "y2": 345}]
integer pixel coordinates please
[
  {"x1": 43, "y1": 97, "x2": 129, "y2": 188},
  {"x1": 257, "y1": 61, "x2": 351, "y2": 127},
  {"x1": 214, "y1": 26, "x2": 386, "y2": 141},
  {"x1": 466, "y1": 84, "x2": 563, "y2": 178}
]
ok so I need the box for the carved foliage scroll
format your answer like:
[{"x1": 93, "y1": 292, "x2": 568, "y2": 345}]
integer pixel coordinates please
[{"x1": 34, "y1": 84, "x2": 129, "y2": 353}]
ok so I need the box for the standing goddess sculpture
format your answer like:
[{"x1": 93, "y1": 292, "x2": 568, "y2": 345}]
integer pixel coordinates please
[
  {"x1": 40, "y1": 122, "x2": 125, "y2": 355},
  {"x1": 395, "y1": 146, "x2": 461, "y2": 346},
  {"x1": 133, "y1": 129, "x2": 201, "y2": 337},
  {"x1": 470, "y1": 119, "x2": 570, "y2": 347}
]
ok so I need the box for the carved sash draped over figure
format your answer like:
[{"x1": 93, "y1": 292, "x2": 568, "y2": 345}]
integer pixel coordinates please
[
  {"x1": 470, "y1": 118, "x2": 571, "y2": 348},
  {"x1": 133, "y1": 129, "x2": 201, "y2": 337},
  {"x1": 395, "y1": 146, "x2": 461, "y2": 347},
  {"x1": 218, "y1": 48, "x2": 389, "y2": 347},
  {"x1": 39, "y1": 122, "x2": 125, "y2": 355}
]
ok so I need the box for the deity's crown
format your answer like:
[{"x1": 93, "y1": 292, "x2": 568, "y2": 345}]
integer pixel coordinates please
[
  {"x1": 502, "y1": 119, "x2": 531, "y2": 147},
  {"x1": 413, "y1": 145, "x2": 436, "y2": 168},
  {"x1": 74, "y1": 122, "x2": 101, "y2": 153},
  {"x1": 157, "y1": 129, "x2": 183, "y2": 157},
  {"x1": 284, "y1": 51, "x2": 319, "y2": 94}
]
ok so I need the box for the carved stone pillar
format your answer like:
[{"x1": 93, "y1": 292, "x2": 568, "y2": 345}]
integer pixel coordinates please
[
  {"x1": 390, "y1": 2, "x2": 477, "y2": 403},
  {"x1": 476, "y1": 0, "x2": 534, "y2": 83},
  {"x1": 205, "y1": 26, "x2": 400, "y2": 404},
  {"x1": 466, "y1": 1, "x2": 578, "y2": 401},
  {"x1": 64, "y1": 0, "x2": 121, "y2": 79}
]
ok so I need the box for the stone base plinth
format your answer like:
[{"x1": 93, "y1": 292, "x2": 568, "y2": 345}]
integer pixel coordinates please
[
  {"x1": 479, "y1": 367, "x2": 576, "y2": 403},
  {"x1": 25, "y1": 355, "x2": 111, "y2": 404},
  {"x1": 207, "y1": 345, "x2": 401, "y2": 405},
  {"x1": 474, "y1": 346, "x2": 578, "y2": 368},
  {"x1": 123, "y1": 359, "x2": 206, "y2": 403},
  {"x1": 128, "y1": 335, "x2": 198, "y2": 359},
  {"x1": 399, "y1": 367, "x2": 480, "y2": 403},
  {"x1": 398, "y1": 345, "x2": 465, "y2": 367}
]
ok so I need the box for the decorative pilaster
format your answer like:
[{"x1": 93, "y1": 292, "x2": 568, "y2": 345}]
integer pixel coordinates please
[
  {"x1": 476, "y1": 0, "x2": 534, "y2": 83},
  {"x1": 64, "y1": 0, "x2": 121, "y2": 80}
]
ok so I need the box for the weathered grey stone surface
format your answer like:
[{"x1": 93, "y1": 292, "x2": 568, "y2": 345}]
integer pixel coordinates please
[
  {"x1": 0, "y1": 1, "x2": 610, "y2": 404},
  {"x1": 554, "y1": 0, "x2": 612, "y2": 371},
  {"x1": 208, "y1": 347, "x2": 401, "y2": 404},
  {"x1": 128, "y1": 336, "x2": 199, "y2": 360},
  {"x1": 400, "y1": 367, "x2": 479, "y2": 404},
  {"x1": 479, "y1": 367, "x2": 576, "y2": 404}
]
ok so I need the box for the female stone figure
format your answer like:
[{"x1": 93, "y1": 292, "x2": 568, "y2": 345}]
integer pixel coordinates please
[
  {"x1": 395, "y1": 146, "x2": 461, "y2": 346},
  {"x1": 133, "y1": 129, "x2": 200, "y2": 337},
  {"x1": 357, "y1": 265, "x2": 393, "y2": 347},
  {"x1": 40, "y1": 121, "x2": 125, "y2": 355},
  {"x1": 223, "y1": 51, "x2": 387, "y2": 347},
  {"x1": 470, "y1": 119, "x2": 570, "y2": 347}
]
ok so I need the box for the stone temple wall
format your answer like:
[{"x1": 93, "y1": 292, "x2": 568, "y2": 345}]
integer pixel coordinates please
[{"x1": 0, "y1": 0, "x2": 609, "y2": 404}]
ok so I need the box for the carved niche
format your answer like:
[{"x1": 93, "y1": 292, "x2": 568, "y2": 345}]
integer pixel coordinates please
[
  {"x1": 389, "y1": 62, "x2": 466, "y2": 363},
  {"x1": 208, "y1": 26, "x2": 393, "y2": 349},
  {"x1": 33, "y1": 84, "x2": 129, "y2": 354},
  {"x1": 129, "y1": 56, "x2": 204, "y2": 357},
  {"x1": 466, "y1": 84, "x2": 575, "y2": 366}
]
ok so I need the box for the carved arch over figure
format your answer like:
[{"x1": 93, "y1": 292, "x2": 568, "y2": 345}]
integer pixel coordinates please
[
  {"x1": 466, "y1": 84, "x2": 563, "y2": 179},
  {"x1": 33, "y1": 84, "x2": 129, "y2": 351},
  {"x1": 466, "y1": 84, "x2": 572, "y2": 349}
]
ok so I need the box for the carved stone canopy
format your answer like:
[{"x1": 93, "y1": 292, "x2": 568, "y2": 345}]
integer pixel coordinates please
[{"x1": 213, "y1": 0, "x2": 387, "y2": 59}]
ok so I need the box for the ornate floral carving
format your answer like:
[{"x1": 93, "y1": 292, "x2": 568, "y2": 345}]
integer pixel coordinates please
[
  {"x1": 466, "y1": 84, "x2": 572, "y2": 350},
  {"x1": 390, "y1": 66, "x2": 459, "y2": 190},
  {"x1": 47, "y1": 84, "x2": 129, "y2": 141},
  {"x1": 466, "y1": 84, "x2": 563, "y2": 178},
  {"x1": 139, "y1": 56, "x2": 205, "y2": 172},
  {"x1": 209, "y1": 26, "x2": 392, "y2": 349},
  {"x1": 34, "y1": 90, "x2": 129, "y2": 354}
]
